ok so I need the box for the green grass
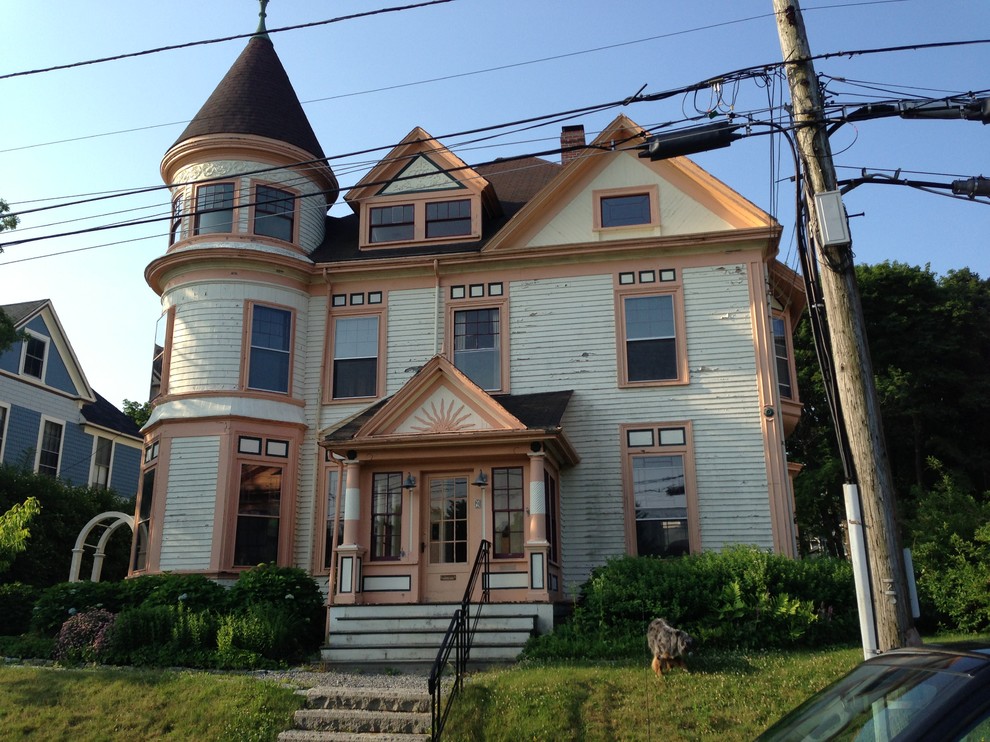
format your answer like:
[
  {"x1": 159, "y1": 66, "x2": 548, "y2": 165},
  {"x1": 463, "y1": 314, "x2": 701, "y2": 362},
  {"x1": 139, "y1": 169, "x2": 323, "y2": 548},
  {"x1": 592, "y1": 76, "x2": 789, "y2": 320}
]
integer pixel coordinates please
[
  {"x1": 443, "y1": 647, "x2": 865, "y2": 741},
  {"x1": 0, "y1": 665, "x2": 303, "y2": 741}
]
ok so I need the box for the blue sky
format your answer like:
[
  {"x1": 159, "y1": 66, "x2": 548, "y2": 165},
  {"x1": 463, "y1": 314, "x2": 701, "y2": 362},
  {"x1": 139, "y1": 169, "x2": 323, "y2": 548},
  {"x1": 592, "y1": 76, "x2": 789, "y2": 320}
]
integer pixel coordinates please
[{"x1": 2, "y1": 0, "x2": 987, "y2": 408}]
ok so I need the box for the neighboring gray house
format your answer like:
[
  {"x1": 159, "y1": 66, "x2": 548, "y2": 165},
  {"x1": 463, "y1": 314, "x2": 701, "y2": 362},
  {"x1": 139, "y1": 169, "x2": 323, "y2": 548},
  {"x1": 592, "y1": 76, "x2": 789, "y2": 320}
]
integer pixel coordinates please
[{"x1": 0, "y1": 300, "x2": 142, "y2": 497}]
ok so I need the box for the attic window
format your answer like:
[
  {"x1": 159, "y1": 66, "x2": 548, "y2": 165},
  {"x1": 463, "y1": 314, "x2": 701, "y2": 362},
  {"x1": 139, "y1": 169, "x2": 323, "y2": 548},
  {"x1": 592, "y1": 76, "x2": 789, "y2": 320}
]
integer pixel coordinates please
[
  {"x1": 601, "y1": 194, "x2": 651, "y2": 227},
  {"x1": 370, "y1": 205, "x2": 414, "y2": 243},
  {"x1": 594, "y1": 186, "x2": 660, "y2": 231},
  {"x1": 426, "y1": 199, "x2": 471, "y2": 238}
]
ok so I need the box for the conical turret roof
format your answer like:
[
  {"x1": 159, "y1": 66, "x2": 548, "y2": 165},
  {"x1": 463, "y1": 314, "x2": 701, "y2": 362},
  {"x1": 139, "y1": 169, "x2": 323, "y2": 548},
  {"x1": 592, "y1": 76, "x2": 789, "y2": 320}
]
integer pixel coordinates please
[{"x1": 173, "y1": 35, "x2": 325, "y2": 160}]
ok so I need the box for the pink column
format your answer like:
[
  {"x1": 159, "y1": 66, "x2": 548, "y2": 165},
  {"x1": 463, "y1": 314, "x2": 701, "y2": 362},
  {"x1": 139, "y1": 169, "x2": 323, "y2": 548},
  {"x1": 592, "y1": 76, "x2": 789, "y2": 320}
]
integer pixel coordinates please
[
  {"x1": 525, "y1": 449, "x2": 550, "y2": 601},
  {"x1": 335, "y1": 458, "x2": 365, "y2": 604}
]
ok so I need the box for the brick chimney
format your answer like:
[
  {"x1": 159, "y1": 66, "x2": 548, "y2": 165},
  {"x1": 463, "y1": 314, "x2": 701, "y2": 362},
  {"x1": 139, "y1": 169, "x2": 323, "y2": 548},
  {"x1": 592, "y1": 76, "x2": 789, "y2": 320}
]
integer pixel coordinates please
[{"x1": 560, "y1": 125, "x2": 586, "y2": 166}]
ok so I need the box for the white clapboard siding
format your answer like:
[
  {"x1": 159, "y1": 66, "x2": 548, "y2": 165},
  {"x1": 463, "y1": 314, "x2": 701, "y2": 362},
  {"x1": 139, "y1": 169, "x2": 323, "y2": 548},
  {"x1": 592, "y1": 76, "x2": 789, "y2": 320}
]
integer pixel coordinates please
[
  {"x1": 159, "y1": 436, "x2": 220, "y2": 571},
  {"x1": 165, "y1": 282, "x2": 310, "y2": 396},
  {"x1": 292, "y1": 295, "x2": 328, "y2": 569},
  {"x1": 506, "y1": 264, "x2": 772, "y2": 586},
  {"x1": 386, "y1": 287, "x2": 442, "y2": 395}
]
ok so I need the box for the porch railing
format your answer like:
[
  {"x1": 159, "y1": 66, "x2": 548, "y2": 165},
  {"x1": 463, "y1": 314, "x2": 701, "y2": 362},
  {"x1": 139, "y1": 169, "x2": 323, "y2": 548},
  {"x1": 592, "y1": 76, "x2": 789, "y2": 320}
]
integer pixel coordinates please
[{"x1": 428, "y1": 539, "x2": 490, "y2": 741}]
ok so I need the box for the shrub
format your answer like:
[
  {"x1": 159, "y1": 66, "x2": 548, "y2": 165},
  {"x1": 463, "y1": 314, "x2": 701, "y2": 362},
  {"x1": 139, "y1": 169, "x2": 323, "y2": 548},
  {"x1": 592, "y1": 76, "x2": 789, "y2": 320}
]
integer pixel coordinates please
[
  {"x1": 54, "y1": 608, "x2": 116, "y2": 664},
  {"x1": 227, "y1": 564, "x2": 324, "y2": 656},
  {"x1": 916, "y1": 524, "x2": 990, "y2": 632},
  {"x1": 142, "y1": 573, "x2": 230, "y2": 613},
  {"x1": 0, "y1": 582, "x2": 41, "y2": 636},
  {"x1": 103, "y1": 604, "x2": 179, "y2": 665},
  {"x1": 31, "y1": 581, "x2": 122, "y2": 636},
  {"x1": 525, "y1": 547, "x2": 857, "y2": 660},
  {"x1": 0, "y1": 633, "x2": 53, "y2": 659}
]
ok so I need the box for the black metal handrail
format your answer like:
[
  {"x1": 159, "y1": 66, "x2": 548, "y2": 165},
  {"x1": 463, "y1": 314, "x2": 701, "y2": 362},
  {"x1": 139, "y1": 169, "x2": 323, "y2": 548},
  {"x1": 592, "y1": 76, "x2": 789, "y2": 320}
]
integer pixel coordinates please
[{"x1": 428, "y1": 539, "x2": 491, "y2": 741}]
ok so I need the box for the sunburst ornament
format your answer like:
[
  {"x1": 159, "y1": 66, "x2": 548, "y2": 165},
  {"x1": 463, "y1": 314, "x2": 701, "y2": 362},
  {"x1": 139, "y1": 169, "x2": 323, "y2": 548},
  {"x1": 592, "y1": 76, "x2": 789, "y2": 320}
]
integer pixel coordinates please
[{"x1": 410, "y1": 397, "x2": 476, "y2": 433}]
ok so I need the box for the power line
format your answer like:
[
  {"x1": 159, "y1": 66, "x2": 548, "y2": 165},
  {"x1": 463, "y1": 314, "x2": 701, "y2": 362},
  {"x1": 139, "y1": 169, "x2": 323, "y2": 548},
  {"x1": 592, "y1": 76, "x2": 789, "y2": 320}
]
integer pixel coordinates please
[{"x1": 0, "y1": 0, "x2": 456, "y2": 81}]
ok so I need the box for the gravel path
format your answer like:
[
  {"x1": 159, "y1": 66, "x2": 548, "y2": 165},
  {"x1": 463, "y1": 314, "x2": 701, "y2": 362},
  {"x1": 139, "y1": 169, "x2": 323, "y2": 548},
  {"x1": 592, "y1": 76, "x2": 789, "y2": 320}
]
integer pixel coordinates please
[{"x1": 245, "y1": 665, "x2": 439, "y2": 693}]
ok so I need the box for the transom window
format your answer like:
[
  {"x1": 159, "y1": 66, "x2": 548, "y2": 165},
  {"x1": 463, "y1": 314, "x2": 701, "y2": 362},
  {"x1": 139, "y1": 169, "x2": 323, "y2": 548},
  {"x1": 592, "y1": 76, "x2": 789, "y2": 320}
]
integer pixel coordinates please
[
  {"x1": 601, "y1": 193, "x2": 651, "y2": 227},
  {"x1": 254, "y1": 185, "x2": 295, "y2": 242},
  {"x1": 248, "y1": 305, "x2": 292, "y2": 394},
  {"x1": 370, "y1": 204, "x2": 414, "y2": 243},
  {"x1": 625, "y1": 424, "x2": 692, "y2": 558},
  {"x1": 371, "y1": 472, "x2": 403, "y2": 561},
  {"x1": 332, "y1": 315, "x2": 380, "y2": 399},
  {"x1": 492, "y1": 467, "x2": 524, "y2": 558},
  {"x1": 624, "y1": 294, "x2": 677, "y2": 382},
  {"x1": 453, "y1": 307, "x2": 501, "y2": 391},
  {"x1": 426, "y1": 199, "x2": 471, "y2": 238},
  {"x1": 194, "y1": 183, "x2": 235, "y2": 235}
]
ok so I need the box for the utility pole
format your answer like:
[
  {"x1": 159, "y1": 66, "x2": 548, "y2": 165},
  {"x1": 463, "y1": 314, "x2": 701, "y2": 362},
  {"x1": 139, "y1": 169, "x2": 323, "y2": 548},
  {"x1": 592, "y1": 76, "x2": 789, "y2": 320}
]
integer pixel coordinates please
[{"x1": 773, "y1": 0, "x2": 918, "y2": 651}]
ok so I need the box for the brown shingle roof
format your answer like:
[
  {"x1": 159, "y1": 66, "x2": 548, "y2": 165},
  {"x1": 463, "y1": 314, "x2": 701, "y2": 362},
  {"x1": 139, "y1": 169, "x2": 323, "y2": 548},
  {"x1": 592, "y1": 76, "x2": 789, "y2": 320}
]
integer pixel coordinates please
[{"x1": 173, "y1": 36, "x2": 324, "y2": 159}]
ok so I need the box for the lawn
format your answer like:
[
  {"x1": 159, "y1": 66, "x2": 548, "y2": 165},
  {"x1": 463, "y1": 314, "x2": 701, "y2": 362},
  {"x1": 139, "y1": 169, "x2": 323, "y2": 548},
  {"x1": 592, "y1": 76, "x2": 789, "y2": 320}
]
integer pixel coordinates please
[
  {"x1": 443, "y1": 646, "x2": 865, "y2": 741},
  {"x1": 0, "y1": 664, "x2": 303, "y2": 741}
]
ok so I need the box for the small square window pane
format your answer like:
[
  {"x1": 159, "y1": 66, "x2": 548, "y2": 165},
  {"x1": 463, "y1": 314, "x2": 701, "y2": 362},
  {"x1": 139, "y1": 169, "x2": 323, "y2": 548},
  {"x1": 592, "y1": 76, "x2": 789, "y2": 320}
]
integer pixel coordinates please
[
  {"x1": 660, "y1": 270, "x2": 676, "y2": 282},
  {"x1": 451, "y1": 286, "x2": 465, "y2": 299},
  {"x1": 488, "y1": 283, "x2": 503, "y2": 296},
  {"x1": 266, "y1": 440, "x2": 289, "y2": 457},
  {"x1": 627, "y1": 429, "x2": 655, "y2": 448},
  {"x1": 469, "y1": 284, "x2": 485, "y2": 298},
  {"x1": 639, "y1": 271, "x2": 656, "y2": 283},
  {"x1": 332, "y1": 294, "x2": 347, "y2": 307},
  {"x1": 350, "y1": 294, "x2": 365, "y2": 306},
  {"x1": 368, "y1": 292, "x2": 383, "y2": 304},
  {"x1": 619, "y1": 272, "x2": 636, "y2": 285},
  {"x1": 659, "y1": 428, "x2": 686, "y2": 446},
  {"x1": 239, "y1": 437, "x2": 262, "y2": 455}
]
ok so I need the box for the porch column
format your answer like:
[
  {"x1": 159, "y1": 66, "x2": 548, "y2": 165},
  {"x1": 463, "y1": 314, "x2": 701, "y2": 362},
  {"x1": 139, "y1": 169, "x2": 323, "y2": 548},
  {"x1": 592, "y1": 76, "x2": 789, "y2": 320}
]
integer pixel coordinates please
[
  {"x1": 335, "y1": 458, "x2": 365, "y2": 604},
  {"x1": 525, "y1": 449, "x2": 550, "y2": 601}
]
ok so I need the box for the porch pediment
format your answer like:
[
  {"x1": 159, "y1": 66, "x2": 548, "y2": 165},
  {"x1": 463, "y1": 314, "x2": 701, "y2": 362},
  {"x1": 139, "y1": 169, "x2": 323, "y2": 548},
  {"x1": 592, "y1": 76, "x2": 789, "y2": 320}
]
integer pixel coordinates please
[{"x1": 352, "y1": 355, "x2": 527, "y2": 439}]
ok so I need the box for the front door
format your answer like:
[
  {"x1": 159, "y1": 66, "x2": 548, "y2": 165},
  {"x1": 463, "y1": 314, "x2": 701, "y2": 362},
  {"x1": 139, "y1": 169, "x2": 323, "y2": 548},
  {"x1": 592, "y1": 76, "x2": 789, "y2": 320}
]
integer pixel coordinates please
[{"x1": 422, "y1": 474, "x2": 472, "y2": 602}]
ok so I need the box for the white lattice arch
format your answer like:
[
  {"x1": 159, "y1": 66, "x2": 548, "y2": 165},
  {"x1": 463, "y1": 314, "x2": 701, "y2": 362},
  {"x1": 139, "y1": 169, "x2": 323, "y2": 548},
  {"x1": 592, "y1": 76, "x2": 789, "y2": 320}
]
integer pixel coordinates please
[{"x1": 69, "y1": 511, "x2": 135, "y2": 583}]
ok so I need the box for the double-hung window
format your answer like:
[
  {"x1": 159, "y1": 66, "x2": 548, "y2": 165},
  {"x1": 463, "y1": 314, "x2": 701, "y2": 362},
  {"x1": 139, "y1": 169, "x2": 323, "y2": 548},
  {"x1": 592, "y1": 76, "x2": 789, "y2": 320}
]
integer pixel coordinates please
[
  {"x1": 234, "y1": 462, "x2": 283, "y2": 566},
  {"x1": 332, "y1": 315, "x2": 379, "y2": 399},
  {"x1": 194, "y1": 182, "x2": 235, "y2": 235},
  {"x1": 624, "y1": 424, "x2": 695, "y2": 558},
  {"x1": 248, "y1": 304, "x2": 292, "y2": 394},
  {"x1": 132, "y1": 440, "x2": 159, "y2": 572},
  {"x1": 426, "y1": 199, "x2": 471, "y2": 238},
  {"x1": 22, "y1": 333, "x2": 47, "y2": 380},
  {"x1": 169, "y1": 194, "x2": 183, "y2": 245},
  {"x1": 37, "y1": 419, "x2": 63, "y2": 477},
  {"x1": 772, "y1": 315, "x2": 793, "y2": 400},
  {"x1": 371, "y1": 472, "x2": 403, "y2": 561},
  {"x1": 254, "y1": 185, "x2": 295, "y2": 242},
  {"x1": 92, "y1": 436, "x2": 113, "y2": 489},
  {"x1": 370, "y1": 204, "x2": 414, "y2": 243},
  {"x1": 453, "y1": 307, "x2": 501, "y2": 391},
  {"x1": 492, "y1": 467, "x2": 524, "y2": 558},
  {"x1": 618, "y1": 284, "x2": 687, "y2": 385}
]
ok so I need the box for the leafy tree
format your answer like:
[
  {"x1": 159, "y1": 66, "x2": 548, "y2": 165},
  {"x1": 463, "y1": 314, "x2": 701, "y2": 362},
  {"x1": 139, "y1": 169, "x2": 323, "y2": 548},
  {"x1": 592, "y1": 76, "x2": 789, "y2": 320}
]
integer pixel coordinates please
[
  {"x1": 122, "y1": 399, "x2": 152, "y2": 428},
  {"x1": 790, "y1": 262, "x2": 990, "y2": 555},
  {"x1": 0, "y1": 308, "x2": 26, "y2": 354},
  {"x1": 0, "y1": 466, "x2": 132, "y2": 587},
  {"x1": 0, "y1": 198, "x2": 17, "y2": 234},
  {"x1": 0, "y1": 497, "x2": 41, "y2": 574}
]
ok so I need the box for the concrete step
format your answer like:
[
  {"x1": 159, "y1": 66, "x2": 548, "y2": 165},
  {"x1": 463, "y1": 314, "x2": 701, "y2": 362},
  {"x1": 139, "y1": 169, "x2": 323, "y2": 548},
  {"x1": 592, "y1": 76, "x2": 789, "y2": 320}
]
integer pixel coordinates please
[
  {"x1": 322, "y1": 642, "x2": 523, "y2": 664},
  {"x1": 291, "y1": 708, "x2": 430, "y2": 736},
  {"x1": 331, "y1": 615, "x2": 537, "y2": 633},
  {"x1": 302, "y1": 688, "x2": 430, "y2": 713},
  {"x1": 329, "y1": 628, "x2": 534, "y2": 647},
  {"x1": 278, "y1": 729, "x2": 428, "y2": 741}
]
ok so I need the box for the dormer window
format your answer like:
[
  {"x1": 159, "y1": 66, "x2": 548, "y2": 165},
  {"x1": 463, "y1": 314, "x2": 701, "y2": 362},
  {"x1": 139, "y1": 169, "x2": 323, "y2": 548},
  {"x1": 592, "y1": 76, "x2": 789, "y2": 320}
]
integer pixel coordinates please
[
  {"x1": 254, "y1": 185, "x2": 295, "y2": 242},
  {"x1": 370, "y1": 205, "x2": 414, "y2": 243},
  {"x1": 426, "y1": 199, "x2": 471, "y2": 238},
  {"x1": 195, "y1": 183, "x2": 235, "y2": 235}
]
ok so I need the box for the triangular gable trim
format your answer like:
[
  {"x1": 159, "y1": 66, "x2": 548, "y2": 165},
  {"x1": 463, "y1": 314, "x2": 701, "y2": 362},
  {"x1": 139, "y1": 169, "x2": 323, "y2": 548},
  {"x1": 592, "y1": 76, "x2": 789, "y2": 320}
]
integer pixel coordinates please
[
  {"x1": 482, "y1": 114, "x2": 776, "y2": 253},
  {"x1": 345, "y1": 127, "x2": 491, "y2": 211},
  {"x1": 356, "y1": 356, "x2": 526, "y2": 439},
  {"x1": 379, "y1": 154, "x2": 467, "y2": 196}
]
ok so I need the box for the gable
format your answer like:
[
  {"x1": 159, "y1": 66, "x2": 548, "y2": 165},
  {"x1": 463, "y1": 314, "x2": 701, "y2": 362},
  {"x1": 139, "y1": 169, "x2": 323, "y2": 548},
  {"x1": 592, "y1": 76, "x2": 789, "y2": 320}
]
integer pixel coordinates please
[
  {"x1": 357, "y1": 356, "x2": 525, "y2": 439},
  {"x1": 483, "y1": 113, "x2": 777, "y2": 254},
  {"x1": 378, "y1": 155, "x2": 467, "y2": 196},
  {"x1": 0, "y1": 301, "x2": 93, "y2": 401}
]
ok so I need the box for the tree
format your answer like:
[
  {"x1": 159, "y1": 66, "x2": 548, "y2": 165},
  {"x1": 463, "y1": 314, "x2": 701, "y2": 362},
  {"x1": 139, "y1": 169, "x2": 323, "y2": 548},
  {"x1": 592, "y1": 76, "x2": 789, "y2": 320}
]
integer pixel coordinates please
[
  {"x1": 122, "y1": 399, "x2": 152, "y2": 428},
  {"x1": 791, "y1": 262, "x2": 990, "y2": 554},
  {"x1": 0, "y1": 497, "x2": 41, "y2": 574},
  {"x1": 0, "y1": 198, "x2": 17, "y2": 234},
  {"x1": 0, "y1": 308, "x2": 25, "y2": 354}
]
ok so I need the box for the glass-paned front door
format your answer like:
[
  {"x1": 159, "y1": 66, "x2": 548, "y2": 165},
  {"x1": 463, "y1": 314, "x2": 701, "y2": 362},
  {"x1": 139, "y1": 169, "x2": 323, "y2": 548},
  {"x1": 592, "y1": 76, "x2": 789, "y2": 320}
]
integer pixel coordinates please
[{"x1": 423, "y1": 475, "x2": 471, "y2": 601}]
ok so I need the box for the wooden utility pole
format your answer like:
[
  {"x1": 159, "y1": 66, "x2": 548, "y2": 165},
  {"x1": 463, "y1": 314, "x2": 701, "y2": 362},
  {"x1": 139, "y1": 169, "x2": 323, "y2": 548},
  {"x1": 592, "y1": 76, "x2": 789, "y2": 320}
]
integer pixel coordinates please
[{"x1": 773, "y1": 0, "x2": 917, "y2": 651}]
